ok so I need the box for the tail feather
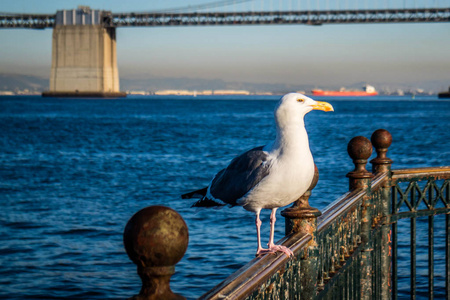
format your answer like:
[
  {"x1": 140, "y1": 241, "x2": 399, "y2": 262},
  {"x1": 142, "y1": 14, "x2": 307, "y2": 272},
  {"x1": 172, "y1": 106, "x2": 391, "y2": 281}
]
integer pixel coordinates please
[
  {"x1": 181, "y1": 187, "x2": 208, "y2": 199},
  {"x1": 191, "y1": 197, "x2": 226, "y2": 208}
]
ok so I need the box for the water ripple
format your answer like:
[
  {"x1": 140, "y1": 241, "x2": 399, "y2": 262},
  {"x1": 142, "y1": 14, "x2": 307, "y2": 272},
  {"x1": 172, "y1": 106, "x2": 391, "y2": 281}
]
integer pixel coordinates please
[{"x1": 0, "y1": 95, "x2": 449, "y2": 299}]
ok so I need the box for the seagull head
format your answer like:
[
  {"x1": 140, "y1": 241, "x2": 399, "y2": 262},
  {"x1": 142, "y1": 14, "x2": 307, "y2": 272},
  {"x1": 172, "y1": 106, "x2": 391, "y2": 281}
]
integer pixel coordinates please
[{"x1": 274, "y1": 93, "x2": 334, "y2": 129}]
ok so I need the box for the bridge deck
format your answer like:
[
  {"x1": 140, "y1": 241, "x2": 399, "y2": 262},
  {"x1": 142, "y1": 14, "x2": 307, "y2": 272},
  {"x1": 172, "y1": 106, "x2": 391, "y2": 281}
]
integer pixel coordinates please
[{"x1": 1, "y1": 8, "x2": 449, "y2": 28}]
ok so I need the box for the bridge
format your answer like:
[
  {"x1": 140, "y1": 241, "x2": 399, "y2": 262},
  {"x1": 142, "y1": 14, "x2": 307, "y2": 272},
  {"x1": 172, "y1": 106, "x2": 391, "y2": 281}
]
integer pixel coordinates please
[
  {"x1": 2, "y1": 8, "x2": 450, "y2": 28},
  {"x1": 1, "y1": 2, "x2": 449, "y2": 97}
]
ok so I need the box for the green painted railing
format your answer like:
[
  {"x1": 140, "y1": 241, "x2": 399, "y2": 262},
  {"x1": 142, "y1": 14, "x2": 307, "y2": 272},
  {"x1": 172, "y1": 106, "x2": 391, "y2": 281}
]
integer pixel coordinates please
[{"x1": 123, "y1": 129, "x2": 450, "y2": 299}]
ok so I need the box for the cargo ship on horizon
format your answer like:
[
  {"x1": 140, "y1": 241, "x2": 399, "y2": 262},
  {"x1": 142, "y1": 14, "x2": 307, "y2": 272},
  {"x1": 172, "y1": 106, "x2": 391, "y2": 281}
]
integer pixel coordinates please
[{"x1": 312, "y1": 85, "x2": 378, "y2": 96}]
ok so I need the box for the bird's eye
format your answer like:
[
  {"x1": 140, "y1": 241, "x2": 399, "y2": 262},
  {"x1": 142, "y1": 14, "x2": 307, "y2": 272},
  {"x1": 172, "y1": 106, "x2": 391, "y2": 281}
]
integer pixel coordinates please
[{"x1": 297, "y1": 98, "x2": 305, "y2": 103}]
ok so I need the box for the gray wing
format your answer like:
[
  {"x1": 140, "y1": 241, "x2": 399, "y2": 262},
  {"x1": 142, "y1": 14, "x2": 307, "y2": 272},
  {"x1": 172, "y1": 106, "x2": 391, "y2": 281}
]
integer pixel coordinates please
[{"x1": 208, "y1": 146, "x2": 271, "y2": 206}]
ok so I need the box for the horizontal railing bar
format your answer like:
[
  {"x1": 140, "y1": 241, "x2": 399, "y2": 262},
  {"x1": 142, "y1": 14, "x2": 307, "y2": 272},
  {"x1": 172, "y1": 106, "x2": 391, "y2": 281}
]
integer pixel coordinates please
[
  {"x1": 387, "y1": 207, "x2": 450, "y2": 222},
  {"x1": 372, "y1": 172, "x2": 388, "y2": 188},
  {"x1": 317, "y1": 190, "x2": 363, "y2": 232},
  {"x1": 199, "y1": 232, "x2": 311, "y2": 300},
  {"x1": 392, "y1": 166, "x2": 450, "y2": 181},
  {"x1": 318, "y1": 172, "x2": 388, "y2": 232}
]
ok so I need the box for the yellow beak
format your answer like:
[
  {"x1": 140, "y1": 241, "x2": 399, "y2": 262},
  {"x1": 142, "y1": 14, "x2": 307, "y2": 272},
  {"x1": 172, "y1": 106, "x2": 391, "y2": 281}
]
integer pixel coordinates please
[{"x1": 311, "y1": 101, "x2": 334, "y2": 112}]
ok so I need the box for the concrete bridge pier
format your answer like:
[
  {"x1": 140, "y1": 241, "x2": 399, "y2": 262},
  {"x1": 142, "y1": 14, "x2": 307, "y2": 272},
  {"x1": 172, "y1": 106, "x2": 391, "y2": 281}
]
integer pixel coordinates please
[{"x1": 43, "y1": 7, "x2": 125, "y2": 98}]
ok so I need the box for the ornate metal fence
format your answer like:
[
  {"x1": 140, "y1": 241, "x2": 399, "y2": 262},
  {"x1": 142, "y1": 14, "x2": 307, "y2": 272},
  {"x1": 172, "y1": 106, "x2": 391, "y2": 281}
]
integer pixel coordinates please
[
  {"x1": 391, "y1": 167, "x2": 450, "y2": 299},
  {"x1": 123, "y1": 129, "x2": 450, "y2": 299}
]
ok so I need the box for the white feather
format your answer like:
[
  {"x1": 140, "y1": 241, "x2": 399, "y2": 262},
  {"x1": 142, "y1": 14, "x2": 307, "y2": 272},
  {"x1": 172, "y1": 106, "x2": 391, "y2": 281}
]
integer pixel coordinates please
[{"x1": 237, "y1": 93, "x2": 317, "y2": 212}]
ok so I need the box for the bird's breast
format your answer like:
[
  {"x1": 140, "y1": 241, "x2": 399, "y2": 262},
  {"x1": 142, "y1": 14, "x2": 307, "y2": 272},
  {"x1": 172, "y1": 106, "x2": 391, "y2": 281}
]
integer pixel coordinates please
[{"x1": 239, "y1": 150, "x2": 315, "y2": 211}]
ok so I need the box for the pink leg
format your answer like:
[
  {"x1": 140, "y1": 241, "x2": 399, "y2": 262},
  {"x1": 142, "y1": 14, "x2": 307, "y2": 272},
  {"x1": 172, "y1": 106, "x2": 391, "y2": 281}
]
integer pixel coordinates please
[
  {"x1": 267, "y1": 208, "x2": 294, "y2": 257},
  {"x1": 255, "y1": 209, "x2": 294, "y2": 257},
  {"x1": 268, "y1": 208, "x2": 277, "y2": 246},
  {"x1": 255, "y1": 210, "x2": 265, "y2": 255}
]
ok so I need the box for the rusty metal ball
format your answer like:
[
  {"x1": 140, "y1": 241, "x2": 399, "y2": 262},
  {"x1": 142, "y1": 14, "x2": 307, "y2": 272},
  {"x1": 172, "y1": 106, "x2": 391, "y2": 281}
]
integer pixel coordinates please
[
  {"x1": 371, "y1": 129, "x2": 392, "y2": 150},
  {"x1": 347, "y1": 136, "x2": 372, "y2": 160},
  {"x1": 123, "y1": 206, "x2": 189, "y2": 268}
]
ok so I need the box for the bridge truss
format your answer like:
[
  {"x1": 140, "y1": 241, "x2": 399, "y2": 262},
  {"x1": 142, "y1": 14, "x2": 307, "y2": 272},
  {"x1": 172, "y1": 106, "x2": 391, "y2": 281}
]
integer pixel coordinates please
[
  {"x1": 1, "y1": 8, "x2": 449, "y2": 29},
  {"x1": 110, "y1": 8, "x2": 450, "y2": 27}
]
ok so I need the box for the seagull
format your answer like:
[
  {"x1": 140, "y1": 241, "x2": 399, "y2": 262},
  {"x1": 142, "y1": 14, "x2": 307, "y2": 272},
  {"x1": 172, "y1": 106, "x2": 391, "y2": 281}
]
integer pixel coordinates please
[{"x1": 182, "y1": 93, "x2": 333, "y2": 257}]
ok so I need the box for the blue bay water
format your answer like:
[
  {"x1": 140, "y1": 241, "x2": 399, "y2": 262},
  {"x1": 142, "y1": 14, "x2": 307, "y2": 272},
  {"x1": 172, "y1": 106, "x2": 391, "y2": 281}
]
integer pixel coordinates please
[{"x1": 0, "y1": 95, "x2": 449, "y2": 299}]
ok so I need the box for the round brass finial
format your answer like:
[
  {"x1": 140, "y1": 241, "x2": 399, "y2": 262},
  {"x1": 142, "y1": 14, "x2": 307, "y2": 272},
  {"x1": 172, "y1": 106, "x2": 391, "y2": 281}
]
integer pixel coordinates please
[
  {"x1": 124, "y1": 205, "x2": 188, "y2": 268},
  {"x1": 346, "y1": 136, "x2": 373, "y2": 190},
  {"x1": 370, "y1": 129, "x2": 393, "y2": 173},
  {"x1": 124, "y1": 206, "x2": 188, "y2": 300},
  {"x1": 371, "y1": 129, "x2": 392, "y2": 150},
  {"x1": 347, "y1": 136, "x2": 373, "y2": 161}
]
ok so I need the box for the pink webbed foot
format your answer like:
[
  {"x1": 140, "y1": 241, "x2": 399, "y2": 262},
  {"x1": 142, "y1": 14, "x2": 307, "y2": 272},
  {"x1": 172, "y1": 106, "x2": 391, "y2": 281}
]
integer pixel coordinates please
[{"x1": 256, "y1": 244, "x2": 294, "y2": 257}]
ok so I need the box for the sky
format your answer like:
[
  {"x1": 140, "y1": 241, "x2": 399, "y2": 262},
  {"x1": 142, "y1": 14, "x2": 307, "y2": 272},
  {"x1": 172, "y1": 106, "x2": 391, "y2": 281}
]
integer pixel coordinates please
[{"x1": 1, "y1": 0, "x2": 450, "y2": 91}]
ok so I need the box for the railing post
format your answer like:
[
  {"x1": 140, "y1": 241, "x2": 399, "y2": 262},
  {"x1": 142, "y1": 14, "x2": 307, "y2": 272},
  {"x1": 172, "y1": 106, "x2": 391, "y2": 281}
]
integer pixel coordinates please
[
  {"x1": 346, "y1": 136, "x2": 373, "y2": 191},
  {"x1": 281, "y1": 164, "x2": 320, "y2": 299},
  {"x1": 370, "y1": 129, "x2": 393, "y2": 174},
  {"x1": 371, "y1": 129, "x2": 393, "y2": 300},
  {"x1": 123, "y1": 205, "x2": 189, "y2": 300},
  {"x1": 346, "y1": 136, "x2": 374, "y2": 299}
]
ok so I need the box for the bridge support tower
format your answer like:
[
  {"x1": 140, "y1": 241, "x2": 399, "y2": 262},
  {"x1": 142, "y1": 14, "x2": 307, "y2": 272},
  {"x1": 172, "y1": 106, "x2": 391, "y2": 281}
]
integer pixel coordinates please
[{"x1": 43, "y1": 7, "x2": 125, "y2": 98}]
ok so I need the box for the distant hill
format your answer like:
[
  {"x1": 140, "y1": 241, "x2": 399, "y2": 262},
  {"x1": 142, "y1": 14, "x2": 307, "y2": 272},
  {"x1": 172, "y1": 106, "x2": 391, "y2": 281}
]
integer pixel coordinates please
[
  {"x1": 0, "y1": 73, "x2": 301, "y2": 94},
  {"x1": 0, "y1": 73, "x2": 446, "y2": 94},
  {"x1": 0, "y1": 73, "x2": 48, "y2": 92}
]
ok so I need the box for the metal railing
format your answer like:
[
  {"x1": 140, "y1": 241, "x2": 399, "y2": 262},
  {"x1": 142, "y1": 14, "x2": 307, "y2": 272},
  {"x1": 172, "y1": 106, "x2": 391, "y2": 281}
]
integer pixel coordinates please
[
  {"x1": 123, "y1": 129, "x2": 450, "y2": 299},
  {"x1": 391, "y1": 167, "x2": 450, "y2": 299}
]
